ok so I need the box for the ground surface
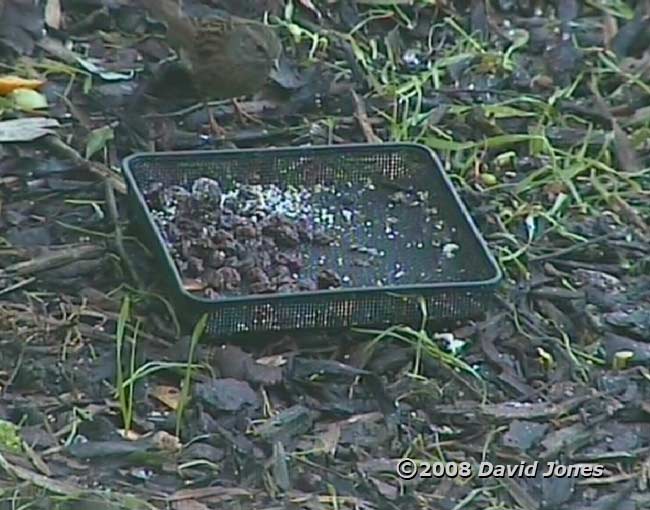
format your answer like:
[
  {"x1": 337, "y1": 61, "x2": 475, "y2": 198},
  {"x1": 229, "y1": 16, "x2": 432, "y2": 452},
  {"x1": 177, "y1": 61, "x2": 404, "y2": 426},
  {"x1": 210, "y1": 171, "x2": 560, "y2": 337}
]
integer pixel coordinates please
[{"x1": 1, "y1": 1, "x2": 650, "y2": 509}]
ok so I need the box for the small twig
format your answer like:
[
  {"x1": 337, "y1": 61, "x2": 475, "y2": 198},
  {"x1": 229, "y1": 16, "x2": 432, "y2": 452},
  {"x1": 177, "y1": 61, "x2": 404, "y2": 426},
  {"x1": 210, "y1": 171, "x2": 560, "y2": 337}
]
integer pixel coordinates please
[
  {"x1": 0, "y1": 451, "x2": 83, "y2": 496},
  {"x1": 612, "y1": 195, "x2": 650, "y2": 236},
  {"x1": 2, "y1": 345, "x2": 25, "y2": 394},
  {"x1": 141, "y1": 98, "x2": 260, "y2": 120},
  {"x1": 0, "y1": 277, "x2": 36, "y2": 297},
  {"x1": 589, "y1": 78, "x2": 642, "y2": 173},
  {"x1": 104, "y1": 180, "x2": 144, "y2": 289},
  {"x1": 1, "y1": 244, "x2": 103, "y2": 276},
  {"x1": 528, "y1": 233, "x2": 617, "y2": 262},
  {"x1": 42, "y1": 135, "x2": 126, "y2": 194},
  {"x1": 21, "y1": 307, "x2": 172, "y2": 348},
  {"x1": 351, "y1": 90, "x2": 382, "y2": 143}
]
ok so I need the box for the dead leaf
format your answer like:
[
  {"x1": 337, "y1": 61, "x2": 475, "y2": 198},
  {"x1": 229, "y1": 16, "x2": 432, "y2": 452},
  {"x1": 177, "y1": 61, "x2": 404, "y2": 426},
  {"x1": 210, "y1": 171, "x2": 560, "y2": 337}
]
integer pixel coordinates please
[
  {"x1": 0, "y1": 75, "x2": 44, "y2": 95},
  {"x1": 85, "y1": 125, "x2": 114, "y2": 159},
  {"x1": 0, "y1": 117, "x2": 59, "y2": 142},
  {"x1": 44, "y1": 0, "x2": 61, "y2": 30},
  {"x1": 150, "y1": 384, "x2": 181, "y2": 410},
  {"x1": 256, "y1": 354, "x2": 288, "y2": 367}
]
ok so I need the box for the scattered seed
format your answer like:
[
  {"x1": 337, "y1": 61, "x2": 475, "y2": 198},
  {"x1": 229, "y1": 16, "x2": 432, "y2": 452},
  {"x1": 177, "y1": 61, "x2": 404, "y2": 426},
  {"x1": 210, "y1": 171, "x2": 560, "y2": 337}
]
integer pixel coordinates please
[
  {"x1": 144, "y1": 174, "x2": 461, "y2": 300},
  {"x1": 442, "y1": 243, "x2": 459, "y2": 258}
]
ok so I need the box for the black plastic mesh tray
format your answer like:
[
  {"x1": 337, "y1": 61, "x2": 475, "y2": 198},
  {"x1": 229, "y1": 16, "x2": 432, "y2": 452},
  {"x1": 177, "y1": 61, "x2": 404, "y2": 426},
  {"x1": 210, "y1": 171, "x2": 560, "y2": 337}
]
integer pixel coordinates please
[{"x1": 122, "y1": 143, "x2": 501, "y2": 336}]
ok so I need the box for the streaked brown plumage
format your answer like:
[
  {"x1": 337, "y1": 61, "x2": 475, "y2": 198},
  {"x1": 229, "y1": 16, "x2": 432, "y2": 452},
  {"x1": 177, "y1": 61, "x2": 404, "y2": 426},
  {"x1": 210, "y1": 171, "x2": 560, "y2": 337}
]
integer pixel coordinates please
[{"x1": 139, "y1": 0, "x2": 282, "y2": 134}]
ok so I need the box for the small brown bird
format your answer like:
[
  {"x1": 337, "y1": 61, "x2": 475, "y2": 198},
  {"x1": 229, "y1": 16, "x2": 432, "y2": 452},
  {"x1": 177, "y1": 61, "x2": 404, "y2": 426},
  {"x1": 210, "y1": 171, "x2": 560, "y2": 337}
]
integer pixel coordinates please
[{"x1": 139, "y1": 0, "x2": 282, "y2": 136}]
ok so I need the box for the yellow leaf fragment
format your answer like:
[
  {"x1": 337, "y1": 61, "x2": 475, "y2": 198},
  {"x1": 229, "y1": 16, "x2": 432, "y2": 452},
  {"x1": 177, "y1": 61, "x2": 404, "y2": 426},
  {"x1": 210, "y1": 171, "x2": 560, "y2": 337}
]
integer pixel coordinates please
[{"x1": 0, "y1": 75, "x2": 45, "y2": 96}]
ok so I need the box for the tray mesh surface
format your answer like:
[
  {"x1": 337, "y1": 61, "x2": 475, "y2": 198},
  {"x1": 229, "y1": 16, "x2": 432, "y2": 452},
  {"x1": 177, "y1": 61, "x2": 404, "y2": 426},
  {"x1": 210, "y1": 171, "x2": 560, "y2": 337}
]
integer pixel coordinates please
[{"x1": 123, "y1": 143, "x2": 501, "y2": 336}]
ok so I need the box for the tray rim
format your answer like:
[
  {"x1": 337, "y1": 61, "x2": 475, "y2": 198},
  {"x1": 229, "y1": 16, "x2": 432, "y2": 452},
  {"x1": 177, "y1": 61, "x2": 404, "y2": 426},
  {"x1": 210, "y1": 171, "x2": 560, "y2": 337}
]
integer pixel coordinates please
[{"x1": 122, "y1": 142, "x2": 503, "y2": 308}]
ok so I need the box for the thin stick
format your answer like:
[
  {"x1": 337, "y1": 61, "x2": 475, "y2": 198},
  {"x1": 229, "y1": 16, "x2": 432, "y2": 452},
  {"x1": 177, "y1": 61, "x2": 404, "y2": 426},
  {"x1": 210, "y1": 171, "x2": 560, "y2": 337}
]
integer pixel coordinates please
[
  {"x1": 104, "y1": 180, "x2": 143, "y2": 288},
  {"x1": 352, "y1": 90, "x2": 382, "y2": 143},
  {"x1": 43, "y1": 135, "x2": 126, "y2": 194}
]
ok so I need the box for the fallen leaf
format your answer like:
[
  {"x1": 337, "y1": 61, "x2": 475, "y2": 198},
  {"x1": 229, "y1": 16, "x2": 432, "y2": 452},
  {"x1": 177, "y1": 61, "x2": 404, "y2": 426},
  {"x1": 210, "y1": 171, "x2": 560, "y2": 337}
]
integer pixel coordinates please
[
  {"x1": 150, "y1": 384, "x2": 181, "y2": 410},
  {"x1": 85, "y1": 125, "x2": 114, "y2": 159},
  {"x1": 0, "y1": 117, "x2": 59, "y2": 142},
  {"x1": 44, "y1": 0, "x2": 61, "y2": 30},
  {"x1": 0, "y1": 75, "x2": 45, "y2": 95},
  {"x1": 9, "y1": 88, "x2": 48, "y2": 111},
  {"x1": 256, "y1": 354, "x2": 288, "y2": 367}
]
